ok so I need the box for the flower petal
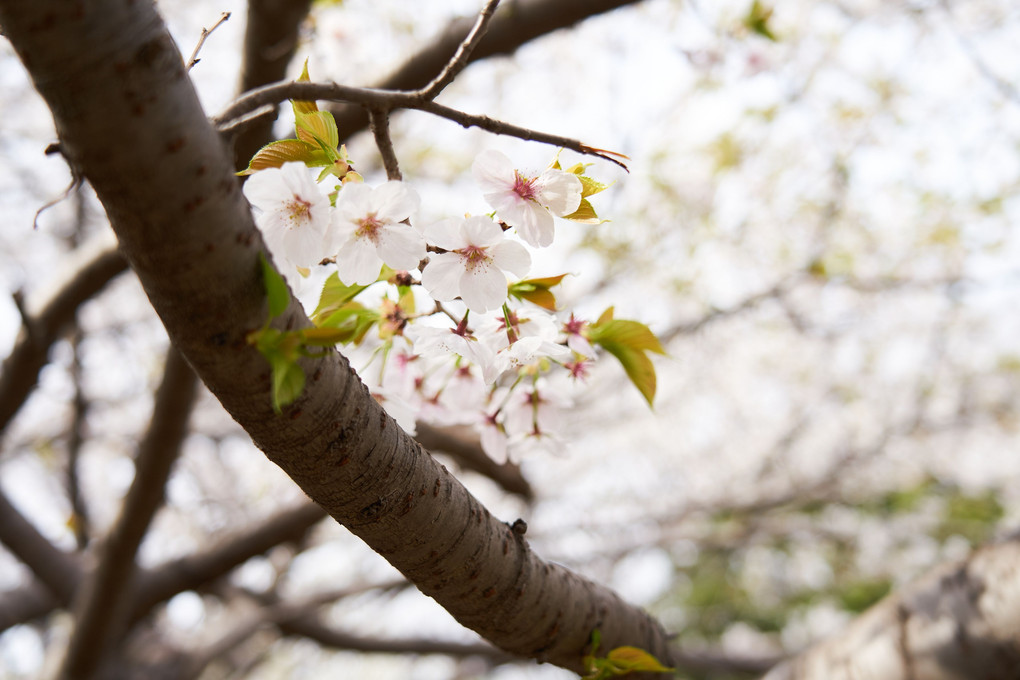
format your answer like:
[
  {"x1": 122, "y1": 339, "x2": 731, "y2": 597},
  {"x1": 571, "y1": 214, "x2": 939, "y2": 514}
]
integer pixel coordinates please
[
  {"x1": 472, "y1": 150, "x2": 515, "y2": 194},
  {"x1": 372, "y1": 181, "x2": 420, "y2": 223},
  {"x1": 460, "y1": 216, "x2": 504, "y2": 247},
  {"x1": 536, "y1": 170, "x2": 583, "y2": 215},
  {"x1": 460, "y1": 264, "x2": 507, "y2": 313},
  {"x1": 337, "y1": 239, "x2": 383, "y2": 285},
  {"x1": 490, "y1": 241, "x2": 531, "y2": 278},
  {"x1": 422, "y1": 217, "x2": 466, "y2": 251},
  {"x1": 508, "y1": 201, "x2": 555, "y2": 247},
  {"x1": 377, "y1": 225, "x2": 426, "y2": 270},
  {"x1": 421, "y1": 253, "x2": 465, "y2": 301}
]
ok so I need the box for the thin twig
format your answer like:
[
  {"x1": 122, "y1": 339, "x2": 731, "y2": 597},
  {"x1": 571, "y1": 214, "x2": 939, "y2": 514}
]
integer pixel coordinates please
[
  {"x1": 66, "y1": 331, "x2": 91, "y2": 549},
  {"x1": 368, "y1": 108, "x2": 402, "y2": 180},
  {"x1": 186, "y1": 12, "x2": 231, "y2": 71},
  {"x1": 416, "y1": 0, "x2": 502, "y2": 101},
  {"x1": 418, "y1": 98, "x2": 630, "y2": 170},
  {"x1": 213, "y1": 81, "x2": 630, "y2": 170}
]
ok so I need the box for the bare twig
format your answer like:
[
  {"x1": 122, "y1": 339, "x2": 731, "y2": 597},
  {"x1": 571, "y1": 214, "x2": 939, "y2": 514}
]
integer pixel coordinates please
[
  {"x1": 186, "y1": 12, "x2": 231, "y2": 71},
  {"x1": 416, "y1": 0, "x2": 502, "y2": 101},
  {"x1": 417, "y1": 98, "x2": 630, "y2": 170},
  {"x1": 66, "y1": 331, "x2": 91, "y2": 549},
  {"x1": 214, "y1": 81, "x2": 629, "y2": 170},
  {"x1": 368, "y1": 108, "x2": 402, "y2": 181}
]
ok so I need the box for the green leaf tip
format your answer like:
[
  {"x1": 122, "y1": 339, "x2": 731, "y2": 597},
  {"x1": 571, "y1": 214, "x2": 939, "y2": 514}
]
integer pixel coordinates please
[
  {"x1": 258, "y1": 252, "x2": 290, "y2": 319},
  {"x1": 588, "y1": 313, "x2": 666, "y2": 407}
]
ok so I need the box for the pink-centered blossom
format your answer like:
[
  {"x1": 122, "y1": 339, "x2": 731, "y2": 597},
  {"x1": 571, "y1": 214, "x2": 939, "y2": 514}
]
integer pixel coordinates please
[
  {"x1": 473, "y1": 150, "x2": 582, "y2": 248},
  {"x1": 482, "y1": 335, "x2": 571, "y2": 384},
  {"x1": 404, "y1": 322, "x2": 494, "y2": 369},
  {"x1": 242, "y1": 162, "x2": 332, "y2": 268},
  {"x1": 421, "y1": 216, "x2": 530, "y2": 313},
  {"x1": 332, "y1": 181, "x2": 425, "y2": 285}
]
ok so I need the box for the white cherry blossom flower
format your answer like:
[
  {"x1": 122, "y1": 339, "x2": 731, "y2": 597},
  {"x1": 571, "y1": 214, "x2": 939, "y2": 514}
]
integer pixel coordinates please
[
  {"x1": 473, "y1": 150, "x2": 582, "y2": 248},
  {"x1": 482, "y1": 335, "x2": 571, "y2": 384},
  {"x1": 242, "y1": 162, "x2": 332, "y2": 268},
  {"x1": 479, "y1": 409, "x2": 509, "y2": 464},
  {"x1": 420, "y1": 216, "x2": 530, "y2": 313},
  {"x1": 332, "y1": 181, "x2": 425, "y2": 285},
  {"x1": 404, "y1": 322, "x2": 494, "y2": 369},
  {"x1": 561, "y1": 313, "x2": 595, "y2": 357},
  {"x1": 501, "y1": 382, "x2": 572, "y2": 462},
  {"x1": 478, "y1": 307, "x2": 560, "y2": 353}
]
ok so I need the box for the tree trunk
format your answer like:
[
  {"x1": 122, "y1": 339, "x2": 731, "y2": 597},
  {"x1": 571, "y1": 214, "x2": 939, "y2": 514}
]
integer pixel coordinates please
[
  {"x1": 763, "y1": 537, "x2": 1020, "y2": 680},
  {"x1": 0, "y1": 1, "x2": 673, "y2": 675}
]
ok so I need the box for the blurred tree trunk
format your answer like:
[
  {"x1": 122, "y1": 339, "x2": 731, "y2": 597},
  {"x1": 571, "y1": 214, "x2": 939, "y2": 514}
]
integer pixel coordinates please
[{"x1": 763, "y1": 537, "x2": 1020, "y2": 680}]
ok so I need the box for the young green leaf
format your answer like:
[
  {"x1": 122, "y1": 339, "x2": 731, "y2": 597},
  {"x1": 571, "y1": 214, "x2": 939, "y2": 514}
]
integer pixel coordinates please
[
  {"x1": 258, "y1": 252, "x2": 290, "y2": 319},
  {"x1": 269, "y1": 353, "x2": 305, "y2": 413},
  {"x1": 296, "y1": 110, "x2": 340, "y2": 150},
  {"x1": 238, "y1": 139, "x2": 327, "y2": 175},
  {"x1": 588, "y1": 316, "x2": 666, "y2": 406},
  {"x1": 589, "y1": 319, "x2": 666, "y2": 354},
  {"x1": 315, "y1": 303, "x2": 380, "y2": 345},
  {"x1": 292, "y1": 59, "x2": 318, "y2": 116},
  {"x1": 561, "y1": 198, "x2": 607, "y2": 224},
  {"x1": 744, "y1": 0, "x2": 778, "y2": 41},
  {"x1": 605, "y1": 646, "x2": 674, "y2": 674},
  {"x1": 312, "y1": 272, "x2": 370, "y2": 325},
  {"x1": 507, "y1": 273, "x2": 569, "y2": 311},
  {"x1": 578, "y1": 174, "x2": 611, "y2": 198}
]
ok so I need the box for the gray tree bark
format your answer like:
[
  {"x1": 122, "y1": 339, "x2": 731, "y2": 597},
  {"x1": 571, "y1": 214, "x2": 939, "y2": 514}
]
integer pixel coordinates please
[{"x1": 0, "y1": 1, "x2": 673, "y2": 676}]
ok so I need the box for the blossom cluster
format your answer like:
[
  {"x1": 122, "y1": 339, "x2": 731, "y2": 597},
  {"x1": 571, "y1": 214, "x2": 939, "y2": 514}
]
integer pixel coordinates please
[{"x1": 243, "y1": 150, "x2": 605, "y2": 463}]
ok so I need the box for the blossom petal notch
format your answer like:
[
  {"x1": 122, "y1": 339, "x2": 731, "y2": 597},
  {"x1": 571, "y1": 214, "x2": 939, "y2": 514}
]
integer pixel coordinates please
[
  {"x1": 473, "y1": 150, "x2": 582, "y2": 248},
  {"x1": 242, "y1": 162, "x2": 333, "y2": 269},
  {"x1": 332, "y1": 181, "x2": 426, "y2": 286},
  {"x1": 421, "y1": 216, "x2": 531, "y2": 313}
]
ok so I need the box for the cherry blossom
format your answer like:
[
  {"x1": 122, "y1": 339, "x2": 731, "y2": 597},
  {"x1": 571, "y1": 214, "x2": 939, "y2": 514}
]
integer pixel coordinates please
[
  {"x1": 420, "y1": 216, "x2": 530, "y2": 313},
  {"x1": 501, "y1": 381, "x2": 572, "y2": 462},
  {"x1": 332, "y1": 181, "x2": 425, "y2": 285},
  {"x1": 242, "y1": 162, "x2": 333, "y2": 269},
  {"x1": 561, "y1": 313, "x2": 595, "y2": 357},
  {"x1": 472, "y1": 150, "x2": 582, "y2": 248},
  {"x1": 478, "y1": 307, "x2": 560, "y2": 352},
  {"x1": 404, "y1": 321, "x2": 494, "y2": 369},
  {"x1": 483, "y1": 335, "x2": 571, "y2": 384}
]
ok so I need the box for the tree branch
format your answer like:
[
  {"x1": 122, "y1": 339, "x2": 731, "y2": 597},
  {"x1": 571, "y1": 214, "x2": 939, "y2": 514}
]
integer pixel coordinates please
[
  {"x1": 130, "y1": 501, "x2": 326, "y2": 621},
  {"x1": 185, "y1": 11, "x2": 231, "y2": 71},
  {"x1": 215, "y1": 81, "x2": 628, "y2": 169},
  {"x1": 0, "y1": 1, "x2": 673, "y2": 673},
  {"x1": 0, "y1": 235, "x2": 127, "y2": 436},
  {"x1": 58, "y1": 346, "x2": 198, "y2": 679},
  {"x1": 329, "y1": 0, "x2": 646, "y2": 139},
  {"x1": 368, "y1": 108, "x2": 403, "y2": 181},
  {"x1": 415, "y1": 422, "x2": 532, "y2": 500},
  {"x1": 231, "y1": 0, "x2": 314, "y2": 171},
  {"x1": 0, "y1": 489, "x2": 80, "y2": 604},
  {"x1": 415, "y1": 0, "x2": 502, "y2": 101}
]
